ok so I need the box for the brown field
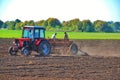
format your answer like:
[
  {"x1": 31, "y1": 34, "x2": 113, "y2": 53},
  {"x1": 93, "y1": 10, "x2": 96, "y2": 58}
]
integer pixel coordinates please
[{"x1": 0, "y1": 39, "x2": 120, "y2": 80}]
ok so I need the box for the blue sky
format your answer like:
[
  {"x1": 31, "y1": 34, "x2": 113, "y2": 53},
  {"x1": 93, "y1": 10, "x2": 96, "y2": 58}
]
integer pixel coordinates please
[{"x1": 0, "y1": 0, "x2": 119, "y2": 22}]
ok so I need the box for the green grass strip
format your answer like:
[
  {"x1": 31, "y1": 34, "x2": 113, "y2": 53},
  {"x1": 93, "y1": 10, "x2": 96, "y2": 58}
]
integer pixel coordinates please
[{"x1": 0, "y1": 30, "x2": 120, "y2": 39}]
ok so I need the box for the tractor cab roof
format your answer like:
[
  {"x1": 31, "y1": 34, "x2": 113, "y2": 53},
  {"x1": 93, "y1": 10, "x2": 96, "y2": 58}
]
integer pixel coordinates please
[{"x1": 24, "y1": 26, "x2": 45, "y2": 29}]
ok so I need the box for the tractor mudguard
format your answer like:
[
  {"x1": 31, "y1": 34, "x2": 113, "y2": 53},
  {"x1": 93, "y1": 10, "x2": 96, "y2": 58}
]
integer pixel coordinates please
[{"x1": 35, "y1": 39, "x2": 44, "y2": 46}]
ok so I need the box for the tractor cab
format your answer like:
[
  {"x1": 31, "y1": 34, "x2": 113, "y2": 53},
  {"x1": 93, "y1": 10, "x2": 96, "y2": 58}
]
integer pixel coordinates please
[{"x1": 22, "y1": 26, "x2": 45, "y2": 39}]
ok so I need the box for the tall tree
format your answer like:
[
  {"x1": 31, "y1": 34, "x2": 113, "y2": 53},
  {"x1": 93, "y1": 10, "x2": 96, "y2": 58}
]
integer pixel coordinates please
[
  {"x1": 7, "y1": 21, "x2": 16, "y2": 30},
  {"x1": 112, "y1": 22, "x2": 120, "y2": 32},
  {"x1": 46, "y1": 18, "x2": 62, "y2": 27},
  {"x1": 94, "y1": 20, "x2": 105, "y2": 32},
  {"x1": 27, "y1": 20, "x2": 35, "y2": 26},
  {"x1": 101, "y1": 23, "x2": 114, "y2": 32},
  {"x1": 35, "y1": 20, "x2": 45, "y2": 26},
  {"x1": 0, "y1": 20, "x2": 4, "y2": 28},
  {"x1": 15, "y1": 22, "x2": 24, "y2": 30},
  {"x1": 94, "y1": 20, "x2": 114, "y2": 32},
  {"x1": 69, "y1": 18, "x2": 83, "y2": 31},
  {"x1": 62, "y1": 21, "x2": 71, "y2": 31},
  {"x1": 82, "y1": 20, "x2": 94, "y2": 32},
  {"x1": 2, "y1": 21, "x2": 9, "y2": 29},
  {"x1": 15, "y1": 19, "x2": 21, "y2": 23}
]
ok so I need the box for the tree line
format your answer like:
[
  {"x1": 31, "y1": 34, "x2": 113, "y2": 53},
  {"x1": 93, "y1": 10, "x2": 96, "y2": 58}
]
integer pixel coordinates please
[{"x1": 0, "y1": 18, "x2": 120, "y2": 32}]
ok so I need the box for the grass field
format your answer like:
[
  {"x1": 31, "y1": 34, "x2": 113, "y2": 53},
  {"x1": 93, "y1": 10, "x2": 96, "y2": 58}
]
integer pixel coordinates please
[{"x1": 0, "y1": 30, "x2": 120, "y2": 39}]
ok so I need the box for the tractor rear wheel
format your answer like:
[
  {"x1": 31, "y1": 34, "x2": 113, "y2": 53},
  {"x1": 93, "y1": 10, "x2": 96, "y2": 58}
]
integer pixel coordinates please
[
  {"x1": 8, "y1": 46, "x2": 18, "y2": 56},
  {"x1": 38, "y1": 40, "x2": 51, "y2": 56},
  {"x1": 69, "y1": 43, "x2": 78, "y2": 55},
  {"x1": 21, "y1": 47, "x2": 31, "y2": 56}
]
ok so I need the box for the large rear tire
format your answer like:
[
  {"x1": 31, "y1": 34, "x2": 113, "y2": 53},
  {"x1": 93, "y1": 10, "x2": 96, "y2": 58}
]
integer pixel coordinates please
[
  {"x1": 38, "y1": 40, "x2": 51, "y2": 56},
  {"x1": 8, "y1": 46, "x2": 18, "y2": 56},
  {"x1": 69, "y1": 43, "x2": 78, "y2": 55}
]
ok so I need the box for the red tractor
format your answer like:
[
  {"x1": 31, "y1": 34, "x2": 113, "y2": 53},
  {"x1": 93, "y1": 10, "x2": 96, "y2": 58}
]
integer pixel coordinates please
[
  {"x1": 8, "y1": 26, "x2": 51, "y2": 56},
  {"x1": 9, "y1": 26, "x2": 78, "y2": 56}
]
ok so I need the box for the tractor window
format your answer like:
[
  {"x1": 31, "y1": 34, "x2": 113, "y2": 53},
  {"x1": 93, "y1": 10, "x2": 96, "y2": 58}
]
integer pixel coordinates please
[
  {"x1": 23, "y1": 30, "x2": 29, "y2": 38},
  {"x1": 23, "y1": 29, "x2": 34, "y2": 38},
  {"x1": 35, "y1": 29, "x2": 39, "y2": 38},
  {"x1": 40, "y1": 29, "x2": 45, "y2": 38},
  {"x1": 29, "y1": 29, "x2": 34, "y2": 38}
]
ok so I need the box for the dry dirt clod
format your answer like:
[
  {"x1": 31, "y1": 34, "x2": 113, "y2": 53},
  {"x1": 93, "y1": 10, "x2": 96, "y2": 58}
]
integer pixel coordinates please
[{"x1": 28, "y1": 61, "x2": 34, "y2": 65}]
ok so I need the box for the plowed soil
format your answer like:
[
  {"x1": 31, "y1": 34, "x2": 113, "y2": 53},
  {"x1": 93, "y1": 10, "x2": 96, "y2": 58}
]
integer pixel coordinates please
[{"x1": 0, "y1": 39, "x2": 120, "y2": 80}]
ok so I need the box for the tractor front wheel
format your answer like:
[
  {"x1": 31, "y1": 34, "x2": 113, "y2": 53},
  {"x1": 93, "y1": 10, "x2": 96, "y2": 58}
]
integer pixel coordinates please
[
  {"x1": 21, "y1": 47, "x2": 31, "y2": 56},
  {"x1": 8, "y1": 46, "x2": 18, "y2": 56},
  {"x1": 38, "y1": 40, "x2": 51, "y2": 56}
]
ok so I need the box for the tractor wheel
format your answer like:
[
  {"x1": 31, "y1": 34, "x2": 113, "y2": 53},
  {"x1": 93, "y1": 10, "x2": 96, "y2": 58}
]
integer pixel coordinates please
[
  {"x1": 69, "y1": 43, "x2": 78, "y2": 55},
  {"x1": 8, "y1": 46, "x2": 18, "y2": 56},
  {"x1": 21, "y1": 47, "x2": 31, "y2": 56},
  {"x1": 38, "y1": 40, "x2": 51, "y2": 56}
]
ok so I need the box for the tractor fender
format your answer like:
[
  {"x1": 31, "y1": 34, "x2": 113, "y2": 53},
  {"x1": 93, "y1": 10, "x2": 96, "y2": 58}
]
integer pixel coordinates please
[{"x1": 35, "y1": 39, "x2": 45, "y2": 45}]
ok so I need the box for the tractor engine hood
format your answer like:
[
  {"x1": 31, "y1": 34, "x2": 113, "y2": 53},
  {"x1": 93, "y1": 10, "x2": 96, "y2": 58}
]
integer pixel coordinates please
[{"x1": 15, "y1": 38, "x2": 31, "y2": 41}]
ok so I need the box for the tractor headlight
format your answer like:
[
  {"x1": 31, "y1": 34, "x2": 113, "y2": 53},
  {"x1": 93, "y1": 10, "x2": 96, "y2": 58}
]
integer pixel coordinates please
[{"x1": 13, "y1": 41, "x2": 15, "y2": 44}]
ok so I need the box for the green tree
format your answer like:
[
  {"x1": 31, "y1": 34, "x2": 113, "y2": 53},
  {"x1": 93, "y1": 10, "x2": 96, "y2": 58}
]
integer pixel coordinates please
[
  {"x1": 27, "y1": 20, "x2": 35, "y2": 26},
  {"x1": 1, "y1": 21, "x2": 9, "y2": 29},
  {"x1": 69, "y1": 18, "x2": 83, "y2": 31},
  {"x1": 23, "y1": 21, "x2": 28, "y2": 25},
  {"x1": 7, "y1": 21, "x2": 16, "y2": 30},
  {"x1": 14, "y1": 19, "x2": 22, "y2": 30},
  {"x1": 94, "y1": 20, "x2": 105, "y2": 32},
  {"x1": 101, "y1": 23, "x2": 114, "y2": 32},
  {"x1": 62, "y1": 19, "x2": 83, "y2": 31},
  {"x1": 46, "y1": 18, "x2": 62, "y2": 28},
  {"x1": 43, "y1": 20, "x2": 48, "y2": 27},
  {"x1": 82, "y1": 20, "x2": 94, "y2": 32},
  {"x1": 0, "y1": 20, "x2": 4, "y2": 28},
  {"x1": 15, "y1": 19, "x2": 21, "y2": 23},
  {"x1": 62, "y1": 21, "x2": 71, "y2": 31},
  {"x1": 35, "y1": 20, "x2": 45, "y2": 26},
  {"x1": 111, "y1": 22, "x2": 120, "y2": 32},
  {"x1": 2, "y1": 23, "x2": 7, "y2": 29},
  {"x1": 15, "y1": 22, "x2": 24, "y2": 30},
  {"x1": 94, "y1": 20, "x2": 114, "y2": 32},
  {"x1": 23, "y1": 20, "x2": 35, "y2": 26}
]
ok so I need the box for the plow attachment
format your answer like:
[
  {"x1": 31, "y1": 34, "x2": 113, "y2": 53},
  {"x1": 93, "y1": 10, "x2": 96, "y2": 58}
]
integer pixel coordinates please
[{"x1": 48, "y1": 39, "x2": 78, "y2": 56}]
